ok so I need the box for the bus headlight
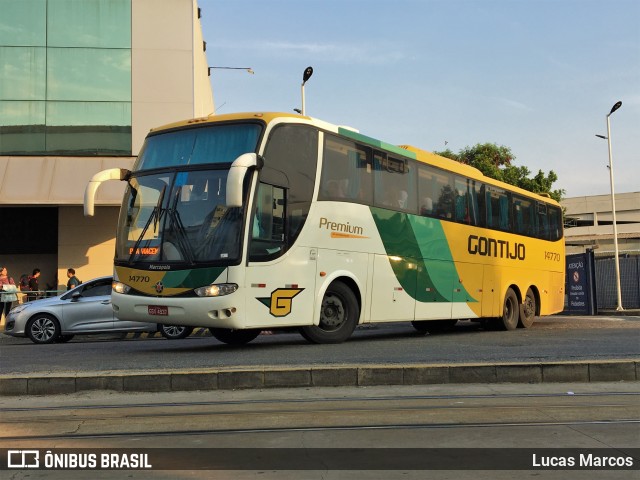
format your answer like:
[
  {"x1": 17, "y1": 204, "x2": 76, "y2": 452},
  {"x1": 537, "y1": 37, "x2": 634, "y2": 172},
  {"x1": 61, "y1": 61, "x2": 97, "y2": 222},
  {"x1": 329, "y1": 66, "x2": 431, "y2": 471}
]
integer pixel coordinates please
[
  {"x1": 112, "y1": 281, "x2": 131, "y2": 294},
  {"x1": 194, "y1": 283, "x2": 238, "y2": 297}
]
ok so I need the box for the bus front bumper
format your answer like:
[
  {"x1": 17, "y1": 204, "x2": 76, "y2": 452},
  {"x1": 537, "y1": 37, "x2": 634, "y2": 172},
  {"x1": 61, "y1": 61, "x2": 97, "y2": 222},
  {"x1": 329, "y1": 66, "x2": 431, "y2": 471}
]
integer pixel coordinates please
[{"x1": 112, "y1": 292, "x2": 244, "y2": 329}]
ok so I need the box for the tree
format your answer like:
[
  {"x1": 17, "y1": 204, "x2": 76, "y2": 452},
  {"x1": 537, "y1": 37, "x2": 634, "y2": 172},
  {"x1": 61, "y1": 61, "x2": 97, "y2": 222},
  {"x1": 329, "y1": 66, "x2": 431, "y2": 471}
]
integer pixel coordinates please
[{"x1": 435, "y1": 143, "x2": 564, "y2": 202}]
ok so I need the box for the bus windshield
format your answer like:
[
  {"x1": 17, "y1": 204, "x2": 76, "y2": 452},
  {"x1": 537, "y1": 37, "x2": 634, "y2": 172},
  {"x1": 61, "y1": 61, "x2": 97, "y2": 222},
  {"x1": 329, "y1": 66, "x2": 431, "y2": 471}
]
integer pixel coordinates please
[
  {"x1": 115, "y1": 169, "x2": 245, "y2": 265},
  {"x1": 134, "y1": 123, "x2": 262, "y2": 171}
]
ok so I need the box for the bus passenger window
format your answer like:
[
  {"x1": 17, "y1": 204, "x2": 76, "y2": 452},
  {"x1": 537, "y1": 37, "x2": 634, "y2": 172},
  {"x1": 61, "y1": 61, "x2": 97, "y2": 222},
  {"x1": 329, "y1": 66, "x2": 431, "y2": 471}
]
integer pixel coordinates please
[
  {"x1": 418, "y1": 165, "x2": 453, "y2": 219},
  {"x1": 374, "y1": 153, "x2": 416, "y2": 213},
  {"x1": 320, "y1": 135, "x2": 372, "y2": 205}
]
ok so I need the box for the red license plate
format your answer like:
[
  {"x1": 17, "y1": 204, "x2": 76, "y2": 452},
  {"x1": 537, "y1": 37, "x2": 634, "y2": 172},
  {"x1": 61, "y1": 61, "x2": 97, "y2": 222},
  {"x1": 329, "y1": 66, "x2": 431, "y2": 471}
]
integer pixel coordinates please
[{"x1": 148, "y1": 305, "x2": 169, "y2": 316}]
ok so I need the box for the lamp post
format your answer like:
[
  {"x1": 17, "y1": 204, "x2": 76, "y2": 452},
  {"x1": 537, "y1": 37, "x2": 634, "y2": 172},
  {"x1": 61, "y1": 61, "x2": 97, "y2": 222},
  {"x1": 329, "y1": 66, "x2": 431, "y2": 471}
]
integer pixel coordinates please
[
  {"x1": 597, "y1": 100, "x2": 624, "y2": 311},
  {"x1": 301, "y1": 67, "x2": 313, "y2": 116}
]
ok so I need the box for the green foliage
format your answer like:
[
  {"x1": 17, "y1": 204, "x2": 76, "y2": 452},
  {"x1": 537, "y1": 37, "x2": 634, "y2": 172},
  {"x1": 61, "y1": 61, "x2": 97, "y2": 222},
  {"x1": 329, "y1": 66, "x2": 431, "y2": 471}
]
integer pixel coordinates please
[{"x1": 435, "y1": 143, "x2": 564, "y2": 202}]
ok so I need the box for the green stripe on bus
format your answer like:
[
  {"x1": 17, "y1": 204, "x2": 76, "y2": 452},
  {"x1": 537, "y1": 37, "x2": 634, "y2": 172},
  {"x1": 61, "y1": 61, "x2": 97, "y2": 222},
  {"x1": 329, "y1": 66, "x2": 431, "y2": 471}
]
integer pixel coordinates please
[
  {"x1": 162, "y1": 266, "x2": 226, "y2": 288},
  {"x1": 338, "y1": 128, "x2": 417, "y2": 160},
  {"x1": 370, "y1": 208, "x2": 475, "y2": 303}
]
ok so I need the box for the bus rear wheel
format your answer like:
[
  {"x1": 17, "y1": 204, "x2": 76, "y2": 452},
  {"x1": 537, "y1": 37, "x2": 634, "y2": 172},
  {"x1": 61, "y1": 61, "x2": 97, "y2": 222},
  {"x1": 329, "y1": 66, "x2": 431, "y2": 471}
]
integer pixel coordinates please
[
  {"x1": 518, "y1": 288, "x2": 536, "y2": 328},
  {"x1": 300, "y1": 281, "x2": 359, "y2": 344},
  {"x1": 209, "y1": 328, "x2": 261, "y2": 345},
  {"x1": 500, "y1": 288, "x2": 519, "y2": 331}
]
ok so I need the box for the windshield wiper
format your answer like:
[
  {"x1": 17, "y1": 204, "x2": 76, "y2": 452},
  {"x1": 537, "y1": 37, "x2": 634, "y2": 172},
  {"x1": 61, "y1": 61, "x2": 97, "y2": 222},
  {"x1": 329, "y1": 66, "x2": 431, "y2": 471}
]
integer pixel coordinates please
[
  {"x1": 164, "y1": 187, "x2": 195, "y2": 264},
  {"x1": 128, "y1": 185, "x2": 167, "y2": 264}
]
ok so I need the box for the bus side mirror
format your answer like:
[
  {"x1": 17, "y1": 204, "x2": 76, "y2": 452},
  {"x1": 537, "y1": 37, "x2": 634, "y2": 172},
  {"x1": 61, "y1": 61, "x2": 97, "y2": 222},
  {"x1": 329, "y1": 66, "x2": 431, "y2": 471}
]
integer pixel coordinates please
[
  {"x1": 226, "y1": 153, "x2": 263, "y2": 207},
  {"x1": 84, "y1": 168, "x2": 130, "y2": 216}
]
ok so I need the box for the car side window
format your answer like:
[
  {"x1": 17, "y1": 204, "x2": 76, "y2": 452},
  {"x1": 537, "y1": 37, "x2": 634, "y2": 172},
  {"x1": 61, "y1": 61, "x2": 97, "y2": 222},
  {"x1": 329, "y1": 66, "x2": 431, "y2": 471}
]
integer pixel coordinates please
[{"x1": 81, "y1": 280, "x2": 112, "y2": 298}]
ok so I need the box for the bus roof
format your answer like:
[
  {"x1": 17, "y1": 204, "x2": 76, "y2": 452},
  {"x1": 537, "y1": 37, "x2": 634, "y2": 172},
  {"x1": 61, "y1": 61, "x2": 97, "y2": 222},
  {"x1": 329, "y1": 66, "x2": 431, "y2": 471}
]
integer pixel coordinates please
[{"x1": 148, "y1": 112, "x2": 560, "y2": 207}]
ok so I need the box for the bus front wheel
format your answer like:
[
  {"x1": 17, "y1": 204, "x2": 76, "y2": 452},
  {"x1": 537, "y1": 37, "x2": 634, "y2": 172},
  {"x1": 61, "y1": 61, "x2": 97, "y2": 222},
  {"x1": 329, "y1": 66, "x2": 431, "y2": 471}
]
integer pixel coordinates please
[
  {"x1": 300, "y1": 281, "x2": 359, "y2": 344},
  {"x1": 209, "y1": 328, "x2": 261, "y2": 345},
  {"x1": 500, "y1": 288, "x2": 519, "y2": 331}
]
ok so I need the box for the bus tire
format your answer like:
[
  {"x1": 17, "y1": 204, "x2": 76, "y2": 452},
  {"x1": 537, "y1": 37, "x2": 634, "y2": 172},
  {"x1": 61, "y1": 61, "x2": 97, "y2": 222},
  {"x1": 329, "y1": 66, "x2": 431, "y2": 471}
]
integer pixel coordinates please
[
  {"x1": 209, "y1": 328, "x2": 260, "y2": 345},
  {"x1": 518, "y1": 288, "x2": 536, "y2": 328},
  {"x1": 411, "y1": 321, "x2": 429, "y2": 334},
  {"x1": 426, "y1": 319, "x2": 457, "y2": 333},
  {"x1": 300, "y1": 281, "x2": 359, "y2": 344},
  {"x1": 500, "y1": 288, "x2": 519, "y2": 331}
]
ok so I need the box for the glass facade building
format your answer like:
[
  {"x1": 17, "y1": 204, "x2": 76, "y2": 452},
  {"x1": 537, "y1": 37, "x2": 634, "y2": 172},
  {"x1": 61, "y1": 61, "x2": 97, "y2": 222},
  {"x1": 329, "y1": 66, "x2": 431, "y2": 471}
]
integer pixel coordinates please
[
  {"x1": 0, "y1": 0, "x2": 212, "y2": 290},
  {"x1": 0, "y1": 0, "x2": 132, "y2": 155}
]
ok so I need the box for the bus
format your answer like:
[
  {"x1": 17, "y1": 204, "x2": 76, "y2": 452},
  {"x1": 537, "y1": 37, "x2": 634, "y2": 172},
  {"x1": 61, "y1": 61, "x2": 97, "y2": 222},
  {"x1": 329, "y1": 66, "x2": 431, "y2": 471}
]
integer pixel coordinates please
[{"x1": 84, "y1": 112, "x2": 565, "y2": 345}]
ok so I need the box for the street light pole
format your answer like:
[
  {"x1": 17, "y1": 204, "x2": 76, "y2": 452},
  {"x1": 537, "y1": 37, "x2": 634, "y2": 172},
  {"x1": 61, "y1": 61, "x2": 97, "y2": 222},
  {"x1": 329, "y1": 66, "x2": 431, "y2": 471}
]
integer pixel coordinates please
[
  {"x1": 301, "y1": 67, "x2": 313, "y2": 116},
  {"x1": 605, "y1": 100, "x2": 624, "y2": 311}
]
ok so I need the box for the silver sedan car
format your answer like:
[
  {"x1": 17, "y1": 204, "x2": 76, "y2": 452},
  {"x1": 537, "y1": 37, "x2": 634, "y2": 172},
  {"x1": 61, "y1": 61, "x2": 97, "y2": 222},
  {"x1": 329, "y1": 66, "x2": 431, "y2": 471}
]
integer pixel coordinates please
[{"x1": 3, "y1": 276, "x2": 193, "y2": 344}]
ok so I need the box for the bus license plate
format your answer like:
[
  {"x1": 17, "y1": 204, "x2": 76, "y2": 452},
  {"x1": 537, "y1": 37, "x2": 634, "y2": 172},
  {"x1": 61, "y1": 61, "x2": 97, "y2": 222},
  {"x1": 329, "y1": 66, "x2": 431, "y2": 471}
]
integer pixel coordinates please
[{"x1": 148, "y1": 305, "x2": 168, "y2": 316}]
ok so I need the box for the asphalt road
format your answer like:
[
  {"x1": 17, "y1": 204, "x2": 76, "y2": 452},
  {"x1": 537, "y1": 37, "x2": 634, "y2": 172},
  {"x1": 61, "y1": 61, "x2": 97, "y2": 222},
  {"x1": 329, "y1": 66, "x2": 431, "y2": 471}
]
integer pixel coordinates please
[{"x1": 1, "y1": 316, "x2": 639, "y2": 376}]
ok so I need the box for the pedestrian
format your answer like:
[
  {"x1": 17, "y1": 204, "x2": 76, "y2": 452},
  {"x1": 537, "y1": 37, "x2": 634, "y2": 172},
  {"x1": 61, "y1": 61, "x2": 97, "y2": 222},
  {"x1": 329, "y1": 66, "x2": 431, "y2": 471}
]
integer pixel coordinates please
[
  {"x1": 66, "y1": 268, "x2": 81, "y2": 291},
  {"x1": 28, "y1": 268, "x2": 41, "y2": 301},
  {"x1": 0, "y1": 266, "x2": 18, "y2": 320},
  {"x1": 18, "y1": 274, "x2": 29, "y2": 292}
]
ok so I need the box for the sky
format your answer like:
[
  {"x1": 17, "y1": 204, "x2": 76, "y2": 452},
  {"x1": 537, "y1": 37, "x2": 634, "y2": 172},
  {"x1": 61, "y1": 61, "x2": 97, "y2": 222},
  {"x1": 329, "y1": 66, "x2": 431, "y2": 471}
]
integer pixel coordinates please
[{"x1": 199, "y1": 0, "x2": 639, "y2": 198}]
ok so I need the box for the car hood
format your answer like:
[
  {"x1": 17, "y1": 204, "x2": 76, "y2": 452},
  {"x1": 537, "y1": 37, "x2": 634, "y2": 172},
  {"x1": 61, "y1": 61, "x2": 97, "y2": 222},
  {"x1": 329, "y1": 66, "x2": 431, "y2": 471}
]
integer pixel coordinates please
[{"x1": 17, "y1": 294, "x2": 68, "y2": 309}]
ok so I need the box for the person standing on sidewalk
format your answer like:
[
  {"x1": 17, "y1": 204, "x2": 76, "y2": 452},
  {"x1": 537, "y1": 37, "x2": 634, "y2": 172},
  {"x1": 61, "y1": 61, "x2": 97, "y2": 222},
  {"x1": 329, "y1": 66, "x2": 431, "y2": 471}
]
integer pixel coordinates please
[
  {"x1": 0, "y1": 266, "x2": 18, "y2": 321},
  {"x1": 66, "y1": 268, "x2": 81, "y2": 291},
  {"x1": 27, "y1": 268, "x2": 42, "y2": 301}
]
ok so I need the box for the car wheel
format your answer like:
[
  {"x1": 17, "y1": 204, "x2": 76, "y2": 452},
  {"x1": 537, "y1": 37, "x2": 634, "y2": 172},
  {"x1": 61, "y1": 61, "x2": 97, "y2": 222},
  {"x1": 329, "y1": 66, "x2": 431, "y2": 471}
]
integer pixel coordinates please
[
  {"x1": 56, "y1": 335, "x2": 75, "y2": 343},
  {"x1": 26, "y1": 314, "x2": 60, "y2": 344},
  {"x1": 160, "y1": 324, "x2": 194, "y2": 340},
  {"x1": 209, "y1": 328, "x2": 261, "y2": 345},
  {"x1": 299, "y1": 281, "x2": 359, "y2": 344}
]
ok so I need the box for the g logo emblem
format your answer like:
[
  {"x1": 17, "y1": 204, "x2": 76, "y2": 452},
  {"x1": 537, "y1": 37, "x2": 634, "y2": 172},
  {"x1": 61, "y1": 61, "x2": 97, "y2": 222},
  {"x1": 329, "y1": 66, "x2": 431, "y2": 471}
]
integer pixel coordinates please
[{"x1": 257, "y1": 288, "x2": 304, "y2": 317}]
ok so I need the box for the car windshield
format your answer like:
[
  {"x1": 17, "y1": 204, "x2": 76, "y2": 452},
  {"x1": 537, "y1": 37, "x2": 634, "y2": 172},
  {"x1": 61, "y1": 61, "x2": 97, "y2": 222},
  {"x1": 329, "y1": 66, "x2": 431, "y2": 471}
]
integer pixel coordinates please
[{"x1": 115, "y1": 169, "x2": 245, "y2": 265}]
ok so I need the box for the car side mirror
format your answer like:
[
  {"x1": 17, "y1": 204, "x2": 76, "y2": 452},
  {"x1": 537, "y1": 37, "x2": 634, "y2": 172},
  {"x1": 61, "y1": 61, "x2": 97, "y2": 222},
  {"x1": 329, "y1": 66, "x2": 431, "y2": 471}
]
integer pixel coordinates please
[{"x1": 71, "y1": 292, "x2": 82, "y2": 302}]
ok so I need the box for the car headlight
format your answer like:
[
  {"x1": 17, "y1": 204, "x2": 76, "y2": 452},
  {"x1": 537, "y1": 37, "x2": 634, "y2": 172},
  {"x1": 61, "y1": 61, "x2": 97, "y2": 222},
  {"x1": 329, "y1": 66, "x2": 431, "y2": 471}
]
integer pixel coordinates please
[
  {"x1": 9, "y1": 304, "x2": 30, "y2": 315},
  {"x1": 194, "y1": 283, "x2": 238, "y2": 297},
  {"x1": 112, "y1": 281, "x2": 131, "y2": 294}
]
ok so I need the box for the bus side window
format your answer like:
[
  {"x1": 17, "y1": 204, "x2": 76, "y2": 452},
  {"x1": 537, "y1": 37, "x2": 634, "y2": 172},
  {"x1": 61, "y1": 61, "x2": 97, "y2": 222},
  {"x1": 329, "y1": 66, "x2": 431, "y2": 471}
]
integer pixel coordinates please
[
  {"x1": 418, "y1": 165, "x2": 452, "y2": 219},
  {"x1": 319, "y1": 135, "x2": 372, "y2": 205},
  {"x1": 249, "y1": 183, "x2": 286, "y2": 261},
  {"x1": 548, "y1": 206, "x2": 563, "y2": 241},
  {"x1": 486, "y1": 187, "x2": 509, "y2": 231},
  {"x1": 537, "y1": 202, "x2": 549, "y2": 239}
]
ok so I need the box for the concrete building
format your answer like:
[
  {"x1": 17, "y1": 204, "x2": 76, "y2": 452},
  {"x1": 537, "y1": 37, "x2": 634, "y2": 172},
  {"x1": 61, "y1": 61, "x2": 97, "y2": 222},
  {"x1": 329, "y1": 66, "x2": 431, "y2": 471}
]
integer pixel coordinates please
[
  {"x1": 0, "y1": 0, "x2": 213, "y2": 291},
  {"x1": 562, "y1": 192, "x2": 640, "y2": 255}
]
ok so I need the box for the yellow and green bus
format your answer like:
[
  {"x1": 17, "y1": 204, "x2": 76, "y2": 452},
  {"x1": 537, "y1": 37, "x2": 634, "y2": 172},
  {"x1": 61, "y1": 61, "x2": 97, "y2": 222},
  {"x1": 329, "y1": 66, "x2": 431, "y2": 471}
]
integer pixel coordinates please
[{"x1": 85, "y1": 112, "x2": 565, "y2": 344}]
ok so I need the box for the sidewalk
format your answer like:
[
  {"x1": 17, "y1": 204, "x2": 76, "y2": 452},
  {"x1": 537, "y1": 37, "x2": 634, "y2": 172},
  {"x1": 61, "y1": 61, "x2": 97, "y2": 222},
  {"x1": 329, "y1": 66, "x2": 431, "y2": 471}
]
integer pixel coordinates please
[
  {"x1": 1, "y1": 359, "x2": 638, "y2": 396},
  {"x1": 598, "y1": 309, "x2": 640, "y2": 317}
]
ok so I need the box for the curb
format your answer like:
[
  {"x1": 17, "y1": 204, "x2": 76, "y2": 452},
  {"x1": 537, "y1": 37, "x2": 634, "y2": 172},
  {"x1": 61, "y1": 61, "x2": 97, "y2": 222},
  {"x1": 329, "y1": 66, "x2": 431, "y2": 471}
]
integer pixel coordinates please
[{"x1": 1, "y1": 360, "x2": 638, "y2": 396}]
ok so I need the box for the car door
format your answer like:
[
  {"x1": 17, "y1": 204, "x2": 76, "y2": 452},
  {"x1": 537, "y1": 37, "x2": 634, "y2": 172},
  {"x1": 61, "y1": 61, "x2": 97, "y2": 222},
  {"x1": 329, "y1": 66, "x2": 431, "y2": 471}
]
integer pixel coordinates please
[{"x1": 60, "y1": 278, "x2": 115, "y2": 332}]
